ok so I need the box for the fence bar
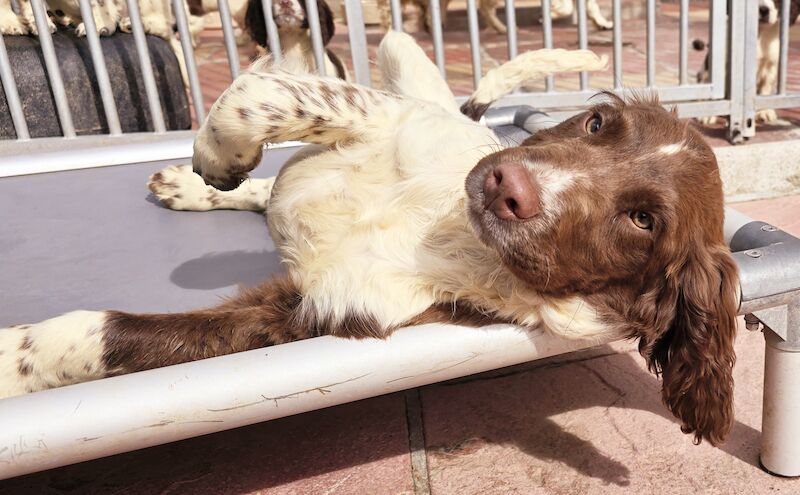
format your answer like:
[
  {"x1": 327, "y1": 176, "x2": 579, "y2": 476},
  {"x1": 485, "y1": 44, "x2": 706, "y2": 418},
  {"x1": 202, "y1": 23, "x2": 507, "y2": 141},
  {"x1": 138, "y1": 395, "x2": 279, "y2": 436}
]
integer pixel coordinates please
[
  {"x1": 576, "y1": 0, "x2": 588, "y2": 89},
  {"x1": 678, "y1": 0, "x2": 688, "y2": 85},
  {"x1": 709, "y1": 0, "x2": 726, "y2": 98},
  {"x1": 76, "y1": 0, "x2": 121, "y2": 135},
  {"x1": 612, "y1": 0, "x2": 622, "y2": 88},
  {"x1": 390, "y1": 0, "x2": 403, "y2": 31},
  {"x1": 505, "y1": 0, "x2": 518, "y2": 59},
  {"x1": 125, "y1": 0, "x2": 166, "y2": 133},
  {"x1": 216, "y1": 0, "x2": 241, "y2": 78},
  {"x1": 466, "y1": 0, "x2": 482, "y2": 87},
  {"x1": 541, "y1": 0, "x2": 554, "y2": 91},
  {"x1": 429, "y1": 0, "x2": 446, "y2": 75},
  {"x1": 304, "y1": 0, "x2": 328, "y2": 76},
  {"x1": 0, "y1": 33, "x2": 30, "y2": 140},
  {"x1": 261, "y1": 0, "x2": 282, "y2": 63},
  {"x1": 172, "y1": 0, "x2": 206, "y2": 123},
  {"x1": 777, "y1": 0, "x2": 790, "y2": 94},
  {"x1": 646, "y1": 0, "x2": 655, "y2": 86},
  {"x1": 29, "y1": 0, "x2": 75, "y2": 138},
  {"x1": 343, "y1": 0, "x2": 371, "y2": 85}
]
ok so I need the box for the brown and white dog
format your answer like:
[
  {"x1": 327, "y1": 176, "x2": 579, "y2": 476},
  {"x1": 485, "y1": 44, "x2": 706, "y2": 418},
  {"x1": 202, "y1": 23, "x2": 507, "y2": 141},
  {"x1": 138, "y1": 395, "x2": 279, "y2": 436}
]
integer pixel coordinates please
[
  {"x1": 0, "y1": 33, "x2": 738, "y2": 446},
  {"x1": 695, "y1": 0, "x2": 800, "y2": 124},
  {"x1": 244, "y1": 0, "x2": 347, "y2": 79}
]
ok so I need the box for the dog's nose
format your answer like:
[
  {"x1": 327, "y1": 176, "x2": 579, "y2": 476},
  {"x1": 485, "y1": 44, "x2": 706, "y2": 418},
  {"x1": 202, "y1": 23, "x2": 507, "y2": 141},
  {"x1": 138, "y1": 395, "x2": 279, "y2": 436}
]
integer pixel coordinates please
[
  {"x1": 759, "y1": 6, "x2": 769, "y2": 19},
  {"x1": 483, "y1": 163, "x2": 541, "y2": 221}
]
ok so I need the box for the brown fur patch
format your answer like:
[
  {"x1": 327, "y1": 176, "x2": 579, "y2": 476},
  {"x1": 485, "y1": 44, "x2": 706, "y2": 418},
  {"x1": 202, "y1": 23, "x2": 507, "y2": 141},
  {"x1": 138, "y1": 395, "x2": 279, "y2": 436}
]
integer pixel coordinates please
[{"x1": 18, "y1": 359, "x2": 32, "y2": 376}]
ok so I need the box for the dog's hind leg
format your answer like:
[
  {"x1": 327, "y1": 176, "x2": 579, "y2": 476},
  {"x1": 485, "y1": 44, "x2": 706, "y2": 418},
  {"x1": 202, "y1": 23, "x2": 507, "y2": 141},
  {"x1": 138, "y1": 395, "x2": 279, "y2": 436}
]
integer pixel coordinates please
[
  {"x1": 376, "y1": 31, "x2": 460, "y2": 114},
  {"x1": 192, "y1": 71, "x2": 409, "y2": 191},
  {"x1": 0, "y1": 276, "x2": 313, "y2": 398},
  {"x1": 148, "y1": 164, "x2": 275, "y2": 211},
  {"x1": 460, "y1": 48, "x2": 607, "y2": 120}
]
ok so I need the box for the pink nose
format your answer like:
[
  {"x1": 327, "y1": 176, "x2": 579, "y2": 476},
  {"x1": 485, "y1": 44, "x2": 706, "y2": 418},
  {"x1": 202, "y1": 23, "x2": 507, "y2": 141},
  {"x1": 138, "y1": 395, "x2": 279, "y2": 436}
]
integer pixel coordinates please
[
  {"x1": 483, "y1": 163, "x2": 541, "y2": 221},
  {"x1": 279, "y1": 0, "x2": 292, "y2": 7}
]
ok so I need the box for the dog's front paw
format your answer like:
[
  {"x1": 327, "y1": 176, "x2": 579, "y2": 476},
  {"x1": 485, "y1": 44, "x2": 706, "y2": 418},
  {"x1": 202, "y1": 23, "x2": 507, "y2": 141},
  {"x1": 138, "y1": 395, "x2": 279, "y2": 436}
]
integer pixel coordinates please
[
  {"x1": 0, "y1": 13, "x2": 29, "y2": 35},
  {"x1": 148, "y1": 164, "x2": 219, "y2": 211},
  {"x1": 756, "y1": 109, "x2": 778, "y2": 124}
]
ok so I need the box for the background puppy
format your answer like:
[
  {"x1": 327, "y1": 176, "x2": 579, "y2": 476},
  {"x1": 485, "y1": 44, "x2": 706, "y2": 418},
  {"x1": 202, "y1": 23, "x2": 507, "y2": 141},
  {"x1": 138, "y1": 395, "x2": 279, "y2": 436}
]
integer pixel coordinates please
[{"x1": 244, "y1": 0, "x2": 347, "y2": 79}]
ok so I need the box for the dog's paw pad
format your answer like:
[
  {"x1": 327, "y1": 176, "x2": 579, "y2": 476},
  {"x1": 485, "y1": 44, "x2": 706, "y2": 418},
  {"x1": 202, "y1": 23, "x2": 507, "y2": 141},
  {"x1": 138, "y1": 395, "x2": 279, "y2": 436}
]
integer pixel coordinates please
[{"x1": 148, "y1": 165, "x2": 214, "y2": 211}]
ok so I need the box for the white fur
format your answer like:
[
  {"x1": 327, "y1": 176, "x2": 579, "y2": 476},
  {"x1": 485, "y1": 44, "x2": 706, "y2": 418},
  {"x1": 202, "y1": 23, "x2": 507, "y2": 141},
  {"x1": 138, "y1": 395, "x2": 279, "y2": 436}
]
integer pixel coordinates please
[
  {"x1": 192, "y1": 31, "x2": 616, "y2": 338},
  {"x1": 0, "y1": 311, "x2": 108, "y2": 399},
  {"x1": 550, "y1": 0, "x2": 613, "y2": 30},
  {"x1": 149, "y1": 164, "x2": 275, "y2": 211},
  {"x1": 465, "y1": 48, "x2": 607, "y2": 110},
  {"x1": 659, "y1": 142, "x2": 686, "y2": 155}
]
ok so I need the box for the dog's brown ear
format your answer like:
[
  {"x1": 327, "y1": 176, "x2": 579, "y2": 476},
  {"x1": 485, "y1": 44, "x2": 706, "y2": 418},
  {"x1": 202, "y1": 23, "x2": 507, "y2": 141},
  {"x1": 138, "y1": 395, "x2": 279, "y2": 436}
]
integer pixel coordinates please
[
  {"x1": 316, "y1": 0, "x2": 336, "y2": 45},
  {"x1": 637, "y1": 244, "x2": 739, "y2": 445},
  {"x1": 244, "y1": 0, "x2": 268, "y2": 47},
  {"x1": 790, "y1": 0, "x2": 800, "y2": 25}
]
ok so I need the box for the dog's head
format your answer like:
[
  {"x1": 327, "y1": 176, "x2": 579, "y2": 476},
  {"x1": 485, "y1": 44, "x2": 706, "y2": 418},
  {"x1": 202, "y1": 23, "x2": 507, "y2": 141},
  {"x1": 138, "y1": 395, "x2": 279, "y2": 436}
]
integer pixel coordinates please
[
  {"x1": 759, "y1": 0, "x2": 800, "y2": 25},
  {"x1": 246, "y1": 0, "x2": 335, "y2": 48},
  {"x1": 466, "y1": 94, "x2": 738, "y2": 445}
]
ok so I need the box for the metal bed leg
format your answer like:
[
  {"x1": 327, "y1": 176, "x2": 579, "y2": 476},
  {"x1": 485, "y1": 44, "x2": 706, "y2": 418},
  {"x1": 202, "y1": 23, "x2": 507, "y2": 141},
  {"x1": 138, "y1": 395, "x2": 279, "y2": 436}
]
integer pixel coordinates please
[{"x1": 760, "y1": 303, "x2": 800, "y2": 477}]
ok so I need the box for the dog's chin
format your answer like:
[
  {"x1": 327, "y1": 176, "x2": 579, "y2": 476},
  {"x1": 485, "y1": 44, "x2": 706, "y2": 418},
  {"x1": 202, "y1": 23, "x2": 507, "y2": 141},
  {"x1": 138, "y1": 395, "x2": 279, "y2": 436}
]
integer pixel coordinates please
[{"x1": 274, "y1": 15, "x2": 304, "y2": 28}]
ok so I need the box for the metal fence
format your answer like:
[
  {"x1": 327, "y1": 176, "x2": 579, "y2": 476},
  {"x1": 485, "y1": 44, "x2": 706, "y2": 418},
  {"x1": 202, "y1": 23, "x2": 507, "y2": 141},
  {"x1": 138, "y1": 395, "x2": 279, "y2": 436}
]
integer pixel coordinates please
[{"x1": 0, "y1": 0, "x2": 797, "y2": 176}]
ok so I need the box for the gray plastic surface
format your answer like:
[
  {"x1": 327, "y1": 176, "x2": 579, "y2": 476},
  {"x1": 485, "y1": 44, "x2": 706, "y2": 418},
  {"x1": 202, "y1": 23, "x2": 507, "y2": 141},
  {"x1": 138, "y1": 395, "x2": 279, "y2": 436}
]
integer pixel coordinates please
[{"x1": 0, "y1": 149, "x2": 295, "y2": 326}]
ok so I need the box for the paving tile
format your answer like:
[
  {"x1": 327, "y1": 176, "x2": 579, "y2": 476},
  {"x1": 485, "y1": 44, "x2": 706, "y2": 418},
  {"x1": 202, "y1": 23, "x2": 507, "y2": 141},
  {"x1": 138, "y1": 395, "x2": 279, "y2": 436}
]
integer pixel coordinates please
[
  {"x1": 730, "y1": 194, "x2": 800, "y2": 237},
  {"x1": 421, "y1": 330, "x2": 798, "y2": 495},
  {"x1": 0, "y1": 393, "x2": 414, "y2": 495}
]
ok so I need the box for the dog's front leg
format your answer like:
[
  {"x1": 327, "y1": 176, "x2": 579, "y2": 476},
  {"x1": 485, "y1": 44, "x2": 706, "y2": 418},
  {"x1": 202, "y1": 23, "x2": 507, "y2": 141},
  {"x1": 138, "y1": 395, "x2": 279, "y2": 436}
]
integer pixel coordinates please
[
  {"x1": 0, "y1": 276, "x2": 311, "y2": 399},
  {"x1": 192, "y1": 71, "x2": 406, "y2": 191}
]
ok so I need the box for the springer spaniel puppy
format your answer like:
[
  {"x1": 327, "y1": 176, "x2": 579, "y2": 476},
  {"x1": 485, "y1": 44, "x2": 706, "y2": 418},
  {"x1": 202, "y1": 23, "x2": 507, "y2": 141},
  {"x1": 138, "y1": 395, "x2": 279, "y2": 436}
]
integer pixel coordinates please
[
  {"x1": 244, "y1": 0, "x2": 347, "y2": 79},
  {"x1": 0, "y1": 33, "x2": 739, "y2": 446},
  {"x1": 695, "y1": 0, "x2": 800, "y2": 124}
]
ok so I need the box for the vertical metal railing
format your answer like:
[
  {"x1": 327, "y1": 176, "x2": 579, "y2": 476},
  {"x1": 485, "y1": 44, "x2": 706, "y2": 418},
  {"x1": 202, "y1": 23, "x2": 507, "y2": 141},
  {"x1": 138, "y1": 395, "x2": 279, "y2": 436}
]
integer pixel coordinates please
[
  {"x1": 465, "y1": 0, "x2": 481, "y2": 88},
  {"x1": 261, "y1": 0, "x2": 282, "y2": 63},
  {"x1": 390, "y1": 0, "x2": 403, "y2": 31},
  {"x1": 541, "y1": 0, "x2": 554, "y2": 92},
  {"x1": 343, "y1": 0, "x2": 370, "y2": 85},
  {"x1": 678, "y1": 0, "x2": 688, "y2": 86},
  {"x1": 645, "y1": 0, "x2": 656, "y2": 87},
  {"x1": 576, "y1": 0, "x2": 589, "y2": 90},
  {"x1": 304, "y1": 0, "x2": 327, "y2": 76},
  {"x1": 505, "y1": 0, "x2": 518, "y2": 60},
  {"x1": 777, "y1": 0, "x2": 790, "y2": 94},
  {"x1": 172, "y1": 0, "x2": 205, "y2": 123},
  {"x1": 429, "y1": 0, "x2": 446, "y2": 75},
  {"x1": 125, "y1": 0, "x2": 166, "y2": 133},
  {"x1": 30, "y1": 0, "x2": 76, "y2": 137},
  {"x1": 0, "y1": 33, "x2": 30, "y2": 140},
  {"x1": 217, "y1": 0, "x2": 241, "y2": 78},
  {"x1": 77, "y1": 0, "x2": 122, "y2": 135},
  {"x1": 612, "y1": 0, "x2": 622, "y2": 89}
]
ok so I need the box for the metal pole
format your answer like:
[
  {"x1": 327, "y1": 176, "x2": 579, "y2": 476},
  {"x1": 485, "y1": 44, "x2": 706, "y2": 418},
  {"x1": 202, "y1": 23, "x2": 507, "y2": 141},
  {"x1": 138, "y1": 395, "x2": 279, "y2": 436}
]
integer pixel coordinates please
[
  {"x1": 777, "y1": 0, "x2": 790, "y2": 94},
  {"x1": 0, "y1": 32, "x2": 30, "y2": 140},
  {"x1": 343, "y1": 0, "x2": 371, "y2": 85},
  {"x1": 125, "y1": 0, "x2": 166, "y2": 133},
  {"x1": 466, "y1": 0, "x2": 482, "y2": 88},
  {"x1": 576, "y1": 0, "x2": 588, "y2": 90},
  {"x1": 29, "y1": 0, "x2": 76, "y2": 137},
  {"x1": 429, "y1": 0, "x2": 446, "y2": 76},
  {"x1": 261, "y1": 0, "x2": 282, "y2": 63},
  {"x1": 390, "y1": 0, "x2": 403, "y2": 31},
  {"x1": 172, "y1": 0, "x2": 206, "y2": 123},
  {"x1": 304, "y1": 0, "x2": 327, "y2": 76},
  {"x1": 77, "y1": 0, "x2": 121, "y2": 135},
  {"x1": 217, "y1": 0, "x2": 241, "y2": 78},
  {"x1": 505, "y1": 0, "x2": 518, "y2": 60},
  {"x1": 541, "y1": 0, "x2": 554, "y2": 91},
  {"x1": 646, "y1": 0, "x2": 655, "y2": 87},
  {"x1": 679, "y1": 0, "x2": 688, "y2": 85},
  {"x1": 612, "y1": 0, "x2": 622, "y2": 89}
]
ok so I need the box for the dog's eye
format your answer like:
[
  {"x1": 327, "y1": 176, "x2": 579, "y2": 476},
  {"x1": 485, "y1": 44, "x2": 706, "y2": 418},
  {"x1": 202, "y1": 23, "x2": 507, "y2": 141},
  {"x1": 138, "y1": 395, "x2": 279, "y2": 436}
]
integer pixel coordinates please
[
  {"x1": 630, "y1": 210, "x2": 653, "y2": 230},
  {"x1": 585, "y1": 114, "x2": 602, "y2": 134}
]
